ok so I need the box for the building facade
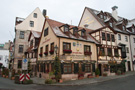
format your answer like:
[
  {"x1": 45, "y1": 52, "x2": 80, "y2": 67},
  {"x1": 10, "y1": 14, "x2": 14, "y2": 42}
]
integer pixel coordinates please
[
  {"x1": 13, "y1": 7, "x2": 45, "y2": 71},
  {"x1": 79, "y1": 6, "x2": 134, "y2": 71},
  {"x1": 37, "y1": 18, "x2": 98, "y2": 81}
]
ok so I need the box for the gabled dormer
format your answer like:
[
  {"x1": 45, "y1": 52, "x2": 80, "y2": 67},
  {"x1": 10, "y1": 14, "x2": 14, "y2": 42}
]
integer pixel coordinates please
[
  {"x1": 116, "y1": 22, "x2": 126, "y2": 31},
  {"x1": 60, "y1": 24, "x2": 70, "y2": 35},
  {"x1": 127, "y1": 24, "x2": 135, "y2": 33},
  {"x1": 97, "y1": 11, "x2": 104, "y2": 19},
  {"x1": 70, "y1": 27, "x2": 79, "y2": 37},
  {"x1": 78, "y1": 29, "x2": 87, "y2": 39}
]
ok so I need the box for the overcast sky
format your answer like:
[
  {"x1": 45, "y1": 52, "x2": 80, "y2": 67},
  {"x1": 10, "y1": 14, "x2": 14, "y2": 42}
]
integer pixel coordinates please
[{"x1": 0, "y1": 0, "x2": 135, "y2": 43}]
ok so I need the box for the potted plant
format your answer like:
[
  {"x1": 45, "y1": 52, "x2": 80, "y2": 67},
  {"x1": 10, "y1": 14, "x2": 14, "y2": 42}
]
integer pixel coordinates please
[
  {"x1": 63, "y1": 50, "x2": 72, "y2": 53},
  {"x1": 108, "y1": 53, "x2": 112, "y2": 57},
  {"x1": 116, "y1": 70, "x2": 121, "y2": 75},
  {"x1": 95, "y1": 68, "x2": 100, "y2": 77},
  {"x1": 87, "y1": 73, "x2": 94, "y2": 78},
  {"x1": 5, "y1": 68, "x2": 9, "y2": 78},
  {"x1": 11, "y1": 69, "x2": 15, "y2": 80},
  {"x1": 84, "y1": 51, "x2": 92, "y2": 55},
  {"x1": 49, "y1": 50, "x2": 54, "y2": 55},
  {"x1": 78, "y1": 67, "x2": 84, "y2": 80},
  {"x1": 44, "y1": 52, "x2": 48, "y2": 56}
]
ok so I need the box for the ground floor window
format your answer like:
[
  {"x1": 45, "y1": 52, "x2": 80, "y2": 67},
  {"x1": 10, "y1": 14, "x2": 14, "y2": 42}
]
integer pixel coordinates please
[
  {"x1": 18, "y1": 60, "x2": 22, "y2": 68},
  {"x1": 110, "y1": 65, "x2": 116, "y2": 73},
  {"x1": 85, "y1": 64, "x2": 91, "y2": 72},
  {"x1": 64, "y1": 63, "x2": 72, "y2": 74},
  {"x1": 103, "y1": 64, "x2": 109, "y2": 71}
]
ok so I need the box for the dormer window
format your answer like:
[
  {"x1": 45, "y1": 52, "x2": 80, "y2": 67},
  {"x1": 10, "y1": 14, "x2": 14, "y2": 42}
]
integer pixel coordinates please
[
  {"x1": 100, "y1": 14, "x2": 103, "y2": 19},
  {"x1": 122, "y1": 25, "x2": 125, "y2": 31},
  {"x1": 64, "y1": 26, "x2": 69, "y2": 32},
  {"x1": 109, "y1": 22, "x2": 113, "y2": 27},
  {"x1": 104, "y1": 15, "x2": 107, "y2": 20},
  {"x1": 132, "y1": 28, "x2": 135, "y2": 33},
  {"x1": 73, "y1": 28, "x2": 78, "y2": 35},
  {"x1": 81, "y1": 30, "x2": 85, "y2": 37}
]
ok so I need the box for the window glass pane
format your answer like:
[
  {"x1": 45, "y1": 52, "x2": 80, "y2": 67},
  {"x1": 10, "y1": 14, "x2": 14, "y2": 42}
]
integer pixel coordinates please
[
  {"x1": 30, "y1": 21, "x2": 34, "y2": 27},
  {"x1": 20, "y1": 31, "x2": 24, "y2": 39},
  {"x1": 102, "y1": 33, "x2": 105, "y2": 40},
  {"x1": 33, "y1": 13, "x2": 37, "y2": 18},
  {"x1": 107, "y1": 34, "x2": 110, "y2": 41}
]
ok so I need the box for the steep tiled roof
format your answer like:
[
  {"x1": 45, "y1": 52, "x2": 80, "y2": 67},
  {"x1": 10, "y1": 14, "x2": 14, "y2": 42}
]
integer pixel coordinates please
[
  {"x1": 31, "y1": 31, "x2": 41, "y2": 38},
  {"x1": 46, "y1": 18, "x2": 99, "y2": 44},
  {"x1": 85, "y1": 7, "x2": 135, "y2": 35}
]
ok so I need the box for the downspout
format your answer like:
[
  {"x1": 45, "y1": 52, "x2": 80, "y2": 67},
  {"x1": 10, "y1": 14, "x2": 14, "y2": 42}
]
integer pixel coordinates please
[
  {"x1": 129, "y1": 35, "x2": 134, "y2": 71},
  {"x1": 96, "y1": 44, "x2": 99, "y2": 68}
]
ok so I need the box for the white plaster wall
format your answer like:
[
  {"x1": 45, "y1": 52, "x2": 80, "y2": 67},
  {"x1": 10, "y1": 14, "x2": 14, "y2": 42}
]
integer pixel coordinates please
[
  {"x1": 116, "y1": 33, "x2": 133, "y2": 71},
  {"x1": 79, "y1": 8, "x2": 102, "y2": 30},
  {"x1": 0, "y1": 50, "x2": 9, "y2": 68},
  {"x1": 16, "y1": 7, "x2": 45, "y2": 32}
]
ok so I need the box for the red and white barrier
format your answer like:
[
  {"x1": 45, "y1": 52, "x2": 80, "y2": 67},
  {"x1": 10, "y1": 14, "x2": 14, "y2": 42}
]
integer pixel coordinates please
[
  {"x1": 26, "y1": 73, "x2": 30, "y2": 80},
  {"x1": 19, "y1": 74, "x2": 24, "y2": 81}
]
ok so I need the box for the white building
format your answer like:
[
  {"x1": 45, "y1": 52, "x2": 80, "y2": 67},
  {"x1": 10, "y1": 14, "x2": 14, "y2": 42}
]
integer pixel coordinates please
[
  {"x1": 13, "y1": 7, "x2": 45, "y2": 71},
  {"x1": 0, "y1": 49, "x2": 9, "y2": 68}
]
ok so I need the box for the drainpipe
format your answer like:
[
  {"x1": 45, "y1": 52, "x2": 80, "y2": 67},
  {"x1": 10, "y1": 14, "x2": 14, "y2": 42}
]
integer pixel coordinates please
[
  {"x1": 96, "y1": 44, "x2": 99, "y2": 68},
  {"x1": 129, "y1": 35, "x2": 134, "y2": 71}
]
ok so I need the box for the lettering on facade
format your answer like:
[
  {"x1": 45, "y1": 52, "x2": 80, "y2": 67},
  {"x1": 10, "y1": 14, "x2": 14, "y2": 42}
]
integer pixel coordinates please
[
  {"x1": 60, "y1": 55, "x2": 85, "y2": 60},
  {"x1": 42, "y1": 38, "x2": 51, "y2": 45}
]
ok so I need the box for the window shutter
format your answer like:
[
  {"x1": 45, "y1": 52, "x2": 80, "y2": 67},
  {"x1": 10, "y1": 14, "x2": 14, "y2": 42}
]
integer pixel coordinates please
[
  {"x1": 82, "y1": 63, "x2": 85, "y2": 72},
  {"x1": 92, "y1": 64, "x2": 95, "y2": 72},
  {"x1": 61, "y1": 63, "x2": 64, "y2": 74},
  {"x1": 74, "y1": 63, "x2": 79, "y2": 73}
]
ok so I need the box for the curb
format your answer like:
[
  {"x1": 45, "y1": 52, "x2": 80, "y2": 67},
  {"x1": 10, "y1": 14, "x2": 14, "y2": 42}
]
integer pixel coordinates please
[{"x1": 35, "y1": 73, "x2": 135, "y2": 86}]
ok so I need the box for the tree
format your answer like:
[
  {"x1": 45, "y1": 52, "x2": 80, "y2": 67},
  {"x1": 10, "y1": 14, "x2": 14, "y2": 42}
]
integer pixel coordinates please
[{"x1": 54, "y1": 56, "x2": 61, "y2": 82}]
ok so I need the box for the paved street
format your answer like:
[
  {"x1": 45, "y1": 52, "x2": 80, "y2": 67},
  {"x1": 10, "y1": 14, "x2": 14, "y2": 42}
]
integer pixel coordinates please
[{"x1": 0, "y1": 74, "x2": 135, "y2": 90}]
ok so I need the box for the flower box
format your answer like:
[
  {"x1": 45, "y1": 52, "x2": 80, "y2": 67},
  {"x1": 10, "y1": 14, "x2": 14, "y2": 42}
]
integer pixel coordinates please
[
  {"x1": 63, "y1": 50, "x2": 72, "y2": 53},
  {"x1": 49, "y1": 50, "x2": 54, "y2": 55},
  {"x1": 84, "y1": 51, "x2": 92, "y2": 55},
  {"x1": 44, "y1": 52, "x2": 48, "y2": 56},
  {"x1": 39, "y1": 53, "x2": 42, "y2": 57},
  {"x1": 87, "y1": 74, "x2": 94, "y2": 78}
]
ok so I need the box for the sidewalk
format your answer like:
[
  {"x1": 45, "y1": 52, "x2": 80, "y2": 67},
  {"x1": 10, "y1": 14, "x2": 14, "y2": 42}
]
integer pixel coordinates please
[{"x1": 31, "y1": 71, "x2": 135, "y2": 86}]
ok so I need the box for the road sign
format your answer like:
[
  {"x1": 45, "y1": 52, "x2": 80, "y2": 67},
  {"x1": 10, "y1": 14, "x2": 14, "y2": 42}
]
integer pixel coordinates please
[
  {"x1": 26, "y1": 73, "x2": 30, "y2": 80},
  {"x1": 22, "y1": 59, "x2": 28, "y2": 70},
  {"x1": 19, "y1": 74, "x2": 24, "y2": 81}
]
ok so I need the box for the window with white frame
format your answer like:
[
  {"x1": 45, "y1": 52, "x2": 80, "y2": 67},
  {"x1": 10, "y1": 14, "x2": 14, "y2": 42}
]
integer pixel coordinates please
[
  {"x1": 125, "y1": 36, "x2": 128, "y2": 42},
  {"x1": 126, "y1": 47, "x2": 129, "y2": 53},
  {"x1": 30, "y1": 21, "x2": 34, "y2": 27},
  {"x1": 109, "y1": 22, "x2": 113, "y2": 27},
  {"x1": 33, "y1": 13, "x2": 37, "y2": 18},
  {"x1": 19, "y1": 31, "x2": 24, "y2": 39},
  {"x1": 118, "y1": 34, "x2": 121, "y2": 40},
  {"x1": 122, "y1": 25, "x2": 125, "y2": 30}
]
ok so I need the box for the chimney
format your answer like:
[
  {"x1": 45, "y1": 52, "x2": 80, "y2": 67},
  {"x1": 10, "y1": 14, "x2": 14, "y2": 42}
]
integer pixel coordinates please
[
  {"x1": 42, "y1": 9, "x2": 47, "y2": 17},
  {"x1": 112, "y1": 6, "x2": 118, "y2": 21}
]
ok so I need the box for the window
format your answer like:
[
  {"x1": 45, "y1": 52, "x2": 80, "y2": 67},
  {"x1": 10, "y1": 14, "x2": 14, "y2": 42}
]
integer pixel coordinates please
[
  {"x1": 118, "y1": 34, "x2": 121, "y2": 40},
  {"x1": 134, "y1": 38, "x2": 135, "y2": 43},
  {"x1": 99, "y1": 47, "x2": 105, "y2": 56},
  {"x1": 19, "y1": 31, "x2": 24, "y2": 39},
  {"x1": 100, "y1": 14, "x2": 103, "y2": 19},
  {"x1": 109, "y1": 22, "x2": 113, "y2": 27},
  {"x1": 44, "y1": 27, "x2": 48, "y2": 37},
  {"x1": 45, "y1": 45, "x2": 48, "y2": 52},
  {"x1": 125, "y1": 36, "x2": 128, "y2": 42},
  {"x1": 40, "y1": 47, "x2": 43, "y2": 54},
  {"x1": 0, "y1": 56, "x2": 2, "y2": 60},
  {"x1": 64, "y1": 26, "x2": 69, "y2": 32},
  {"x1": 63, "y1": 42, "x2": 71, "y2": 50},
  {"x1": 111, "y1": 34, "x2": 115, "y2": 42},
  {"x1": 126, "y1": 47, "x2": 129, "y2": 53},
  {"x1": 64, "y1": 63, "x2": 72, "y2": 74},
  {"x1": 33, "y1": 13, "x2": 37, "y2": 18},
  {"x1": 84, "y1": 45, "x2": 91, "y2": 52},
  {"x1": 18, "y1": 60, "x2": 22, "y2": 68},
  {"x1": 107, "y1": 48, "x2": 112, "y2": 56},
  {"x1": 114, "y1": 49, "x2": 119, "y2": 56},
  {"x1": 103, "y1": 64, "x2": 109, "y2": 71},
  {"x1": 121, "y1": 46, "x2": 126, "y2": 52},
  {"x1": 122, "y1": 25, "x2": 125, "y2": 30},
  {"x1": 18, "y1": 45, "x2": 23, "y2": 53},
  {"x1": 73, "y1": 28, "x2": 78, "y2": 35},
  {"x1": 81, "y1": 30, "x2": 85, "y2": 36},
  {"x1": 107, "y1": 34, "x2": 110, "y2": 41},
  {"x1": 85, "y1": 64, "x2": 91, "y2": 72},
  {"x1": 50, "y1": 43, "x2": 54, "y2": 51},
  {"x1": 30, "y1": 40, "x2": 33, "y2": 46},
  {"x1": 104, "y1": 15, "x2": 107, "y2": 20},
  {"x1": 102, "y1": 32, "x2": 106, "y2": 40},
  {"x1": 132, "y1": 28, "x2": 134, "y2": 32},
  {"x1": 30, "y1": 21, "x2": 34, "y2": 27}
]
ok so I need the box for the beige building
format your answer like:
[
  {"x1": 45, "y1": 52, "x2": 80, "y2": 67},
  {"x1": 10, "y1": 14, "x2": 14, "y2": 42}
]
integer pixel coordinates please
[
  {"x1": 79, "y1": 6, "x2": 134, "y2": 71},
  {"x1": 13, "y1": 7, "x2": 45, "y2": 71},
  {"x1": 37, "y1": 18, "x2": 98, "y2": 81}
]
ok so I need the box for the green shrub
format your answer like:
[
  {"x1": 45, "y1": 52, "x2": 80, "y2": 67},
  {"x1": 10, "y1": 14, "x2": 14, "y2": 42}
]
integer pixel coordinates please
[
  {"x1": 14, "y1": 75, "x2": 20, "y2": 84},
  {"x1": 95, "y1": 68, "x2": 100, "y2": 75},
  {"x1": 45, "y1": 79, "x2": 53, "y2": 84},
  {"x1": 117, "y1": 70, "x2": 121, "y2": 75},
  {"x1": 11, "y1": 69, "x2": 15, "y2": 77}
]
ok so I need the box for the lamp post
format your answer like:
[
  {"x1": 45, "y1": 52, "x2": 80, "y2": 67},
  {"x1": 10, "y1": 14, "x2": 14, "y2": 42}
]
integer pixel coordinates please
[{"x1": 54, "y1": 45, "x2": 58, "y2": 57}]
